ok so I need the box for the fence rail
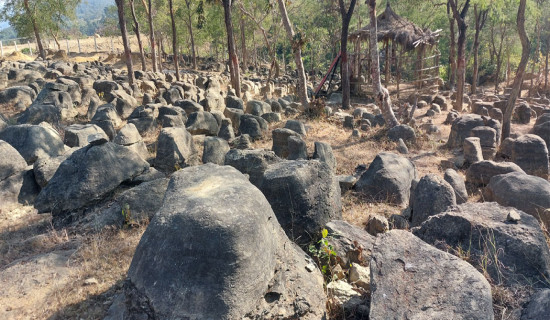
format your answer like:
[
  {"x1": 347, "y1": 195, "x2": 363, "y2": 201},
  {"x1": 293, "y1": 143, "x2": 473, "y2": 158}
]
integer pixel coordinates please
[{"x1": 0, "y1": 35, "x2": 155, "y2": 58}]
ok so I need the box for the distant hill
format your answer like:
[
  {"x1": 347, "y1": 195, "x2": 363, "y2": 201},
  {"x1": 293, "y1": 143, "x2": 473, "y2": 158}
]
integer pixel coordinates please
[{"x1": 0, "y1": 0, "x2": 113, "y2": 39}]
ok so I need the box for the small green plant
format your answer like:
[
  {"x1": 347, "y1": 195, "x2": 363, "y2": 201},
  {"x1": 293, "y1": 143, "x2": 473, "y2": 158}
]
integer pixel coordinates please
[
  {"x1": 121, "y1": 203, "x2": 131, "y2": 226},
  {"x1": 309, "y1": 228, "x2": 338, "y2": 278},
  {"x1": 97, "y1": 91, "x2": 105, "y2": 100}
]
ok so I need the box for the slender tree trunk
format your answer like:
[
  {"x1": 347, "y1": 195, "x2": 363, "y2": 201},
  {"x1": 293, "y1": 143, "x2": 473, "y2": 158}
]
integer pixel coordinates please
[
  {"x1": 448, "y1": 15, "x2": 457, "y2": 88},
  {"x1": 184, "y1": 0, "x2": 197, "y2": 70},
  {"x1": 129, "y1": 0, "x2": 146, "y2": 71},
  {"x1": 240, "y1": 13, "x2": 247, "y2": 73},
  {"x1": 449, "y1": 0, "x2": 470, "y2": 112},
  {"x1": 502, "y1": 0, "x2": 530, "y2": 139},
  {"x1": 23, "y1": 0, "x2": 45, "y2": 59},
  {"x1": 169, "y1": 0, "x2": 180, "y2": 81},
  {"x1": 222, "y1": 0, "x2": 241, "y2": 97},
  {"x1": 145, "y1": 0, "x2": 158, "y2": 72},
  {"x1": 368, "y1": 0, "x2": 398, "y2": 128},
  {"x1": 545, "y1": 50, "x2": 549, "y2": 92},
  {"x1": 339, "y1": 0, "x2": 357, "y2": 110},
  {"x1": 472, "y1": 6, "x2": 488, "y2": 95},
  {"x1": 277, "y1": 0, "x2": 309, "y2": 109},
  {"x1": 115, "y1": 0, "x2": 135, "y2": 85}
]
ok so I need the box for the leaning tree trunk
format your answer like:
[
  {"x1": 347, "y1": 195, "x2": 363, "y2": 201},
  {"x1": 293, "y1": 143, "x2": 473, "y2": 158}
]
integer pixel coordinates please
[
  {"x1": 169, "y1": 0, "x2": 180, "y2": 81},
  {"x1": 367, "y1": 0, "x2": 398, "y2": 128},
  {"x1": 545, "y1": 50, "x2": 549, "y2": 92},
  {"x1": 145, "y1": 0, "x2": 158, "y2": 72},
  {"x1": 129, "y1": 0, "x2": 147, "y2": 71},
  {"x1": 472, "y1": 6, "x2": 488, "y2": 95},
  {"x1": 23, "y1": 0, "x2": 45, "y2": 60},
  {"x1": 339, "y1": 0, "x2": 357, "y2": 110},
  {"x1": 277, "y1": 0, "x2": 309, "y2": 110},
  {"x1": 115, "y1": 0, "x2": 135, "y2": 85},
  {"x1": 448, "y1": 15, "x2": 457, "y2": 88},
  {"x1": 449, "y1": 0, "x2": 470, "y2": 112},
  {"x1": 222, "y1": 0, "x2": 242, "y2": 97},
  {"x1": 240, "y1": 13, "x2": 247, "y2": 73},
  {"x1": 502, "y1": 0, "x2": 530, "y2": 139}
]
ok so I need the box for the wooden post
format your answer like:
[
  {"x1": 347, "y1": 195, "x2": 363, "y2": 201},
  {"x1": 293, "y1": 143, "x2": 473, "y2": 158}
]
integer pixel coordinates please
[
  {"x1": 94, "y1": 37, "x2": 98, "y2": 52},
  {"x1": 385, "y1": 40, "x2": 390, "y2": 86},
  {"x1": 0, "y1": 41, "x2": 3, "y2": 57},
  {"x1": 111, "y1": 37, "x2": 114, "y2": 53},
  {"x1": 66, "y1": 39, "x2": 69, "y2": 53},
  {"x1": 28, "y1": 41, "x2": 32, "y2": 56},
  {"x1": 397, "y1": 47, "x2": 402, "y2": 98},
  {"x1": 77, "y1": 38, "x2": 81, "y2": 53},
  {"x1": 14, "y1": 41, "x2": 18, "y2": 52}
]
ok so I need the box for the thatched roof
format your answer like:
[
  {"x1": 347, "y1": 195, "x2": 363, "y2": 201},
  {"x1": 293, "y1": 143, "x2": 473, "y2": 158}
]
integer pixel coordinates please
[{"x1": 349, "y1": 2, "x2": 440, "y2": 51}]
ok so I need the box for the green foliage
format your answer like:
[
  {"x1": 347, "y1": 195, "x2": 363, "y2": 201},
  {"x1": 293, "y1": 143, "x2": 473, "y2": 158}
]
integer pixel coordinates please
[{"x1": 308, "y1": 228, "x2": 338, "y2": 280}]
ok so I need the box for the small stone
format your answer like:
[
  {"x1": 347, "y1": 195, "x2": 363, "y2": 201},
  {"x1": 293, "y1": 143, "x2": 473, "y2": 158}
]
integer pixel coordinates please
[
  {"x1": 83, "y1": 277, "x2": 99, "y2": 286},
  {"x1": 348, "y1": 264, "x2": 371, "y2": 291},
  {"x1": 305, "y1": 263, "x2": 316, "y2": 273},
  {"x1": 344, "y1": 116, "x2": 354, "y2": 129},
  {"x1": 365, "y1": 215, "x2": 389, "y2": 236},
  {"x1": 506, "y1": 209, "x2": 521, "y2": 223},
  {"x1": 352, "y1": 129, "x2": 360, "y2": 137}
]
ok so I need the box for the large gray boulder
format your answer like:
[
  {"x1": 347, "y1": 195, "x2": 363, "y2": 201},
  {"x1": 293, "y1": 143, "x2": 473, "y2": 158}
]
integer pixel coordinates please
[
  {"x1": 17, "y1": 83, "x2": 76, "y2": 125},
  {"x1": 83, "y1": 178, "x2": 169, "y2": 230},
  {"x1": 0, "y1": 140, "x2": 27, "y2": 181},
  {"x1": 202, "y1": 137, "x2": 230, "y2": 165},
  {"x1": 113, "y1": 123, "x2": 149, "y2": 161},
  {"x1": 0, "y1": 124, "x2": 65, "y2": 164},
  {"x1": 466, "y1": 160, "x2": 525, "y2": 186},
  {"x1": 154, "y1": 127, "x2": 196, "y2": 172},
  {"x1": 239, "y1": 114, "x2": 268, "y2": 140},
  {"x1": 447, "y1": 114, "x2": 485, "y2": 148},
  {"x1": 484, "y1": 172, "x2": 550, "y2": 227},
  {"x1": 511, "y1": 134, "x2": 549, "y2": 178},
  {"x1": 313, "y1": 141, "x2": 336, "y2": 170},
  {"x1": 260, "y1": 160, "x2": 342, "y2": 245},
  {"x1": 32, "y1": 151, "x2": 74, "y2": 188},
  {"x1": 355, "y1": 152, "x2": 417, "y2": 206},
  {"x1": 224, "y1": 149, "x2": 281, "y2": 187},
  {"x1": 118, "y1": 164, "x2": 326, "y2": 319},
  {"x1": 64, "y1": 124, "x2": 108, "y2": 148},
  {"x1": 185, "y1": 111, "x2": 219, "y2": 136},
  {"x1": 370, "y1": 230, "x2": 494, "y2": 320},
  {"x1": 34, "y1": 142, "x2": 149, "y2": 218},
  {"x1": 413, "y1": 202, "x2": 550, "y2": 288},
  {"x1": 0, "y1": 86, "x2": 36, "y2": 108},
  {"x1": 272, "y1": 128, "x2": 301, "y2": 158},
  {"x1": 411, "y1": 174, "x2": 456, "y2": 226},
  {"x1": 444, "y1": 169, "x2": 468, "y2": 204},
  {"x1": 532, "y1": 120, "x2": 550, "y2": 148},
  {"x1": 127, "y1": 105, "x2": 158, "y2": 134},
  {"x1": 522, "y1": 289, "x2": 550, "y2": 320}
]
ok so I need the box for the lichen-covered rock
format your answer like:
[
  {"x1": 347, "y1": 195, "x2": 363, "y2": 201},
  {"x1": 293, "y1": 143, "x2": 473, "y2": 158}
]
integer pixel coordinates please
[{"x1": 370, "y1": 230, "x2": 493, "y2": 320}]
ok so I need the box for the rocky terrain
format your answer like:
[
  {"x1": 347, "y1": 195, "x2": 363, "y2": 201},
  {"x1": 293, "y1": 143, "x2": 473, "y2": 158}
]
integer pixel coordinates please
[{"x1": 0, "y1": 52, "x2": 549, "y2": 320}]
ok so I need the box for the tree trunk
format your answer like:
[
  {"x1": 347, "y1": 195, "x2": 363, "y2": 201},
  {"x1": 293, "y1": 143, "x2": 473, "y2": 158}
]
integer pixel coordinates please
[
  {"x1": 23, "y1": 0, "x2": 45, "y2": 60},
  {"x1": 448, "y1": 15, "x2": 457, "y2": 88},
  {"x1": 339, "y1": 0, "x2": 357, "y2": 110},
  {"x1": 240, "y1": 13, "x2": 247, "y2": 73},
  {"x1": 115, "y1": 0, "x2": 135, "y2": 85},
  {"x1": 449, "y1": 0, "x2": 470, "y2": 112},
  {"x1": 502, "y1": 0, "x2": 530, "y2": 139},
  {"x1": 277, "y1": 0, "x2": 309, "y2": 109},
  {"x1": 184, "y1": 0, "x2": 197, "y2": 70},
  {"x1": 472, "y1": 6, "x2": 488, "y2": 94},
  {"x1": 222, "y1": 0, "x2": 241, "y2": 97},
  {"x1": 545, "y1": 50, "x2": 549, "y2": 92},
  {"x1": 367, "y1": 0, "x2": 398, "y2": 128},
  {"x1": 129, "y1": 0, "x2": 147, "y2": 71},
  {"x1": 146, "y1": 0, "x2": 158, "y2": 72},
  {"x1": 169, "y1": 0, "x2": 180, "y2": 81}
]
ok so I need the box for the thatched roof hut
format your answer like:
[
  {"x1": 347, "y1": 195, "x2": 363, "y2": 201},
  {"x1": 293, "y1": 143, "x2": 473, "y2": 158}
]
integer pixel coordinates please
[{"x1": 349, "y1": 2, "x2": 440, "y2": 51}]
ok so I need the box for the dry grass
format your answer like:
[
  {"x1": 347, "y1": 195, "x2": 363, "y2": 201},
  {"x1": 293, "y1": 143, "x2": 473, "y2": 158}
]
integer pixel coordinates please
[{"x1": 0, "y1": 204, "x2": 146, "y2": 319}]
